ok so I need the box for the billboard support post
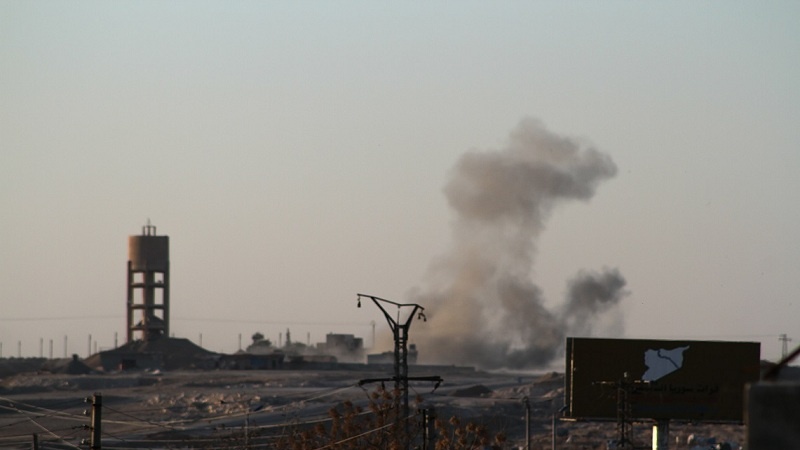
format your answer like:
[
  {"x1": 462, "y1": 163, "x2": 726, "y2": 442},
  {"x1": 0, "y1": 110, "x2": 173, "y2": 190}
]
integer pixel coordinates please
[{"x1": 652, "y1": 419, "x2": 669, "y2": 450}]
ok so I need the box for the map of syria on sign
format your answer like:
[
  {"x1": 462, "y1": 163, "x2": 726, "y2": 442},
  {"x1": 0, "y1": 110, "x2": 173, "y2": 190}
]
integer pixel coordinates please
[
  {"x1": 565, "y1": 338, "x2": 760, "y2": 421},
  {"x1": 642, "y1": 345, "x2": 690, "y2": 381}
]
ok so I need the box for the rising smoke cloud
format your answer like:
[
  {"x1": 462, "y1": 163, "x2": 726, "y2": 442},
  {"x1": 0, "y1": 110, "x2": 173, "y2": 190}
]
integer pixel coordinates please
[{"x1": 409, "y1": 118, "x2": 627, "y2": 369}]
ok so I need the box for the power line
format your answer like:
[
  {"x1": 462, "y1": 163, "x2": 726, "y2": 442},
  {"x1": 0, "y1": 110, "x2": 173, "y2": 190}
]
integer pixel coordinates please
[
  {"x1": 0, "y1": 399, "x2": 87, "y2": 424},
  {"x1": 100, "y1": 428, "x2": 158, "y2": 450},
  {"x1": 779, "y1": 334, "x2": 793, "y2": 358},
  {"x1": 0, "y1": 315, "x2": 370, "y2": 327},
  {"x1": 102, "y1": 404, "x2": 188, "y2": 432},
  {"x1": 311, "y1": 420, "x2": 397, "y2": 450},
  {"x1": 0, "y1": 315, "x2": 119, "y2": 322},
  {"x1": 3, "y1": 403, "x2": 83, "y2": 450}
]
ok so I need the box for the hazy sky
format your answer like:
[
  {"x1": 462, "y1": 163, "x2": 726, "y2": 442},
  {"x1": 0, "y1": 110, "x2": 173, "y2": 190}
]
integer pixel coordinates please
[{"x1": 2, "y1": 2, "x2": 799, "y2": 364}]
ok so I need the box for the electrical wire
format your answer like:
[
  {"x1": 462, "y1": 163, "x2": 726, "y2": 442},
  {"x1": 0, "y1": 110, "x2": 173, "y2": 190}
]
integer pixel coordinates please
[
  {"x1": 64, "y1": 389, "x2": 418, "y2": 449},
  {"x1": 0, "y1": 395, "x2": 88, "y2": 423},
  {"x1": 101, "y1": 428, "x2": 157, "y2": 450},
  {"x1": 102, "y1": 404, "x2": 189, "y2": 431},
  {"x1": 310, "y1": 420, "x2": 397, "y2": 450},
  {"x1": 0, "y1": 315, "x2": 369, "y2": 328},
  {"x1": 0, "y1": 379, "x2": 411, "y2": 448},
  {"x1": 187, "y1": 382, "x2": 361, "y2": 424},
  {"x1": 19, "y1": 413, "x2": 83, "y2": 450},
  {"x1": 75, "y1": 382, "x2": 366, "y2": 445}
]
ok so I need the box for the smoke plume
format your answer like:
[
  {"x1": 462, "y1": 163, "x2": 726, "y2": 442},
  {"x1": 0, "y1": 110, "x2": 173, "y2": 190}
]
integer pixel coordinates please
[{"x1": 409, "y1": 118, "x2": 627, "y2": 369}]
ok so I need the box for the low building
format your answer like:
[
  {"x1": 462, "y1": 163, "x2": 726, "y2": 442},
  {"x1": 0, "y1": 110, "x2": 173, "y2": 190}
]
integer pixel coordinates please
[
  {"x1": 316, "y1": 333, "x2": 364, "y2": 363},
  {"x1": 217, "y1": 352, "x2": 285, "y2": 370},
  {"x1": 367, "y1": 343, "x2": 418, "y2": 365}
]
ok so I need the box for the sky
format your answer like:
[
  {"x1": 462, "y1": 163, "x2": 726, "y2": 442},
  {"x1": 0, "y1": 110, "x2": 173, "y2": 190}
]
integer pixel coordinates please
[{"x1": 2, "y1": 1, "x2": 799, "y2": 365}]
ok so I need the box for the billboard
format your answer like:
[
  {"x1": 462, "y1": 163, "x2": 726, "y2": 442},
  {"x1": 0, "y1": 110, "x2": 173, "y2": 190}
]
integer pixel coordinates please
[{"x1": 565, "y1": 338, "x2": 760, "y2": 422}]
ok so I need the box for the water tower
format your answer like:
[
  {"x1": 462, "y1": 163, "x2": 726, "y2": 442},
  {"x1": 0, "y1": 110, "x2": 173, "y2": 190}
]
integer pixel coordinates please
[{"x1": 127, "y1": 221, "x2": 170, "y2": 342}]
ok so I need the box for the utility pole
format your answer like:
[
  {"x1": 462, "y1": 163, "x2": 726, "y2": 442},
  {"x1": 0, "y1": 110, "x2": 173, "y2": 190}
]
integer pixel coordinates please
[
  {"x1": 522, "y1": 396, "x2": 531, "y2": 450},
  {"x1": 595, "y1": 373, "x2": 638, "y2": 449},
  {"x1": 780, "y1": 334, "x2": 792, "y2": 359},
  {"x1": 86, "y1": 393, "x2": 102, "y2": 450},
  {"x1": 245, "y1": 411, "x2": 249, "y2": 450},
  {"x1": 420, "y1": 406, "x2": 436, "y2": 450},
  {"x1": 616, "y1": 373, "x2": 633, "y2": 449},
  {"x1": 356, "y1": 294, "x2": 442, "y2": 450}
]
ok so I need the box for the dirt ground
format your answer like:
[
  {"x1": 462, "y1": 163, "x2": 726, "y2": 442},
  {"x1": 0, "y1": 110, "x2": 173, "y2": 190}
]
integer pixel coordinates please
[{"x1": 0, "y1": 362, "x2": 746, "y2": 449}]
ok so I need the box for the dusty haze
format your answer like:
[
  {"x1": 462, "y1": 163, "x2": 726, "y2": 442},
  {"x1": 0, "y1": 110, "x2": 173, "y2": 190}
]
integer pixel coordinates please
[{"x1": 410, "y1": 118, "x2": 627, "y2": 369}]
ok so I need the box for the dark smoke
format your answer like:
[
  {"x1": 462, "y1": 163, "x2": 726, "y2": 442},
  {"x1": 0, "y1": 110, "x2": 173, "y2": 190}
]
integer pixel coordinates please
[
  {"x1": 409, "y1": 118, "x2": 627, "y2": 369},
  {"x1": 559, "y1": 268, "x2": 628, "y2": 337}
]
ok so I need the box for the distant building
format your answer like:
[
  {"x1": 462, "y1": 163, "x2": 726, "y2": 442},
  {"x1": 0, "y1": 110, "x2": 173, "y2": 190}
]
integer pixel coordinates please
[
  {"x1": 368, "y1": 343, "x2": 418, "y2": 365},
  {"x1": 217, "y1": 353, "x2": 285, "y2": 370},
  {"x1": 316, "y1": 333, "x2": 364, "y2": 363},
  {"x1": 245, "y1": 332, "x2": 275, "y2": 355}
]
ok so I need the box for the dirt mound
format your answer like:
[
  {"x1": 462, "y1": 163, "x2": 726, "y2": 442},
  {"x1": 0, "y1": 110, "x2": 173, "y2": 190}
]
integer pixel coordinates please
[
  {"x1": 39, "y1": 355, "x2": 93, "y2": 375},
  {"x1": 0, "y1": 358, "x2": 47, "y2": 378},
  {"x1": 534, "y1": 371, "x2": 562, "y2": 383},
  {"x1": 117, "y1": 337, "x2": 216, "y2": 357},
  {"x1": 85, "y1": 337, "x2": 218, "y2": 371}
]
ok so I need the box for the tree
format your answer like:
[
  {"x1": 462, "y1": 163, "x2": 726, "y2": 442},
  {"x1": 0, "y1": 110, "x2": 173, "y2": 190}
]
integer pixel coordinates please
[
  {"x1": 277, "y1": 385, "x2": 507, "y2": 450},
  {"x1": 251, "y1": 332, "x2": 271, "y2": 347}
]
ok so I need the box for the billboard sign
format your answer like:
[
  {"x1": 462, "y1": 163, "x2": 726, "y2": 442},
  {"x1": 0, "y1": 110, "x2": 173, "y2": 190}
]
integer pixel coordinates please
[{"x1": 565, "y1": 337, "x2": 760, "y2": 422}]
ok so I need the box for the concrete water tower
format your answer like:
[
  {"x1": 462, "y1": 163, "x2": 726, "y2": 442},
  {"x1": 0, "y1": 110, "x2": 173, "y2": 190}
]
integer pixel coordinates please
[{"x1": 127, "y1": 221, "x2": 170, "y2": 343}]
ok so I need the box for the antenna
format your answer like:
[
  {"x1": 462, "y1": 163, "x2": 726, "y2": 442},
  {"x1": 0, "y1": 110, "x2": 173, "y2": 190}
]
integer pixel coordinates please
[{"x1": 143, "y1": 219, "x2": 156, "y2": 236}]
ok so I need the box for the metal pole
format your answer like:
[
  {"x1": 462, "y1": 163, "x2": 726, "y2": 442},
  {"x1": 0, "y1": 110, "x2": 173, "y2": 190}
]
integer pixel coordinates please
[
  {"x1": 90, "y1": 393, "x2": 102, "y2": 450},
  {"x1": 357, "y1": 293, "x2": 428, "y2": 450},
  {"x1": 652, "y1": 419, "x2": 669, "y2": 450},
  {"x1": 421, "y1": 408, "x2": 428, "y2": 450},
  {"x1": 418, "y1": 406, "x2": 438, "y2": 450},
  {"x1": 553, "y1": 404, "x2": 567, "y2": 450},
  {"x1": 522, "y1": 397, "x2": 530, "y2": 450}
]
